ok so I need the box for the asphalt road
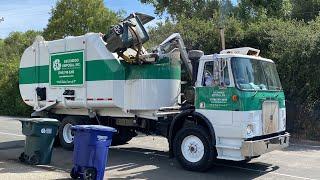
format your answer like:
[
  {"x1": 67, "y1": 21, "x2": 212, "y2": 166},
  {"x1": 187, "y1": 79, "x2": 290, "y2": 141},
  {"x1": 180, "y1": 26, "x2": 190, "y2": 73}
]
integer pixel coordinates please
[{"x1": 0, "y1": 116, "x2": 319, "y2": 180}]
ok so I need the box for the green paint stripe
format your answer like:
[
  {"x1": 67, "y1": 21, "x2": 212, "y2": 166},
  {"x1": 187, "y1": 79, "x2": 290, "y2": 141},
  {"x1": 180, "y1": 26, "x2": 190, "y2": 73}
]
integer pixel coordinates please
[
  {"x1": 19, "y1": 65, "x2": 49, "y2": 84},
  {"x1": 86, "y1": 59, "x2": 125, "y2": 81},
  {"x1": 19, "y1": 59, "x2": 181, "y2": 84}
]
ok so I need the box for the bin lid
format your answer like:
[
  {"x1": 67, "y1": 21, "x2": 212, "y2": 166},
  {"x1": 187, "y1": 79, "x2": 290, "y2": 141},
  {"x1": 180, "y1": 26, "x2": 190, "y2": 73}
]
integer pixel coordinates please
[
  {"x1": 19, "y1": 118, "x2": 59, "y2": 124},
  {"x1": 72, "y1": 125, "x2": 117, "y2": 132}
]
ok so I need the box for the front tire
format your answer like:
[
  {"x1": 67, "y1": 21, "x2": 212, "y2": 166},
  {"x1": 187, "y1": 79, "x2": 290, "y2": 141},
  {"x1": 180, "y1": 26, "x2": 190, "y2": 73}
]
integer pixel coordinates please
[
  {"x1": 59, "y1": 116, "x2": 86, "y2": 150},
  {"x1": 173, "y1": 125, "x2": 216, "y2": 172}
]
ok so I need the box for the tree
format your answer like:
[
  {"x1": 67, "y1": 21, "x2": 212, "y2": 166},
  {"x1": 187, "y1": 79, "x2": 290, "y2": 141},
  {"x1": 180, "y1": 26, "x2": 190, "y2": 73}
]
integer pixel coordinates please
[
  {"x1": 140, "y1": 0, "x2": 234, "y2": 20},
  {"x1": 0, "y1": 31, "x2": 40, "y2": 116},
  {"x1": 43, "y1": 0, "x2": 120, "y2": 40},
  {"x1": 1, "y1": 31, "x2": 41, "y2": 60},
  {"x1": 236, "y1": 0, "x2": 292, "y2": 22},
  {"x1": 291, "y1": 0, "x2": 320, "y2": 22}
]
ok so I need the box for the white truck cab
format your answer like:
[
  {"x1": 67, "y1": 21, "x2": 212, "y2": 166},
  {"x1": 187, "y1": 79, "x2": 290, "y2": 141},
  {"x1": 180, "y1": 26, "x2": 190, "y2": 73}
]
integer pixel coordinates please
[{"x1": 166, "y1": 47, "x2": 289, "y2": 171}]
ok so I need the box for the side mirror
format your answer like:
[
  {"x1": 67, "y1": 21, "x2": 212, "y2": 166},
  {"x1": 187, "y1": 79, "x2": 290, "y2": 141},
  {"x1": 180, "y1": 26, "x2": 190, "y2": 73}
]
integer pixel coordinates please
[
  {"x1": 219, "y1": 59, "x2": 228, "y2": 87},
  {"x1": 213, "y1": 59, "x2": 227, "y2": 87},
  {"x1": 213, "y1": 61, "x2": 220, "y2": 82}
]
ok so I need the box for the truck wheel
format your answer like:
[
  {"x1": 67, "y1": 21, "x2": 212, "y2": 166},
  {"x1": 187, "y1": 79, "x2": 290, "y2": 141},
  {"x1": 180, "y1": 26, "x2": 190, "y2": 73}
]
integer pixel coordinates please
[
  {"x1": 173, "y1": 125, "x2": 215, "y2": 172},
  {"x1": 59, "y1": 116, "x2": 86, "y2": 150}
]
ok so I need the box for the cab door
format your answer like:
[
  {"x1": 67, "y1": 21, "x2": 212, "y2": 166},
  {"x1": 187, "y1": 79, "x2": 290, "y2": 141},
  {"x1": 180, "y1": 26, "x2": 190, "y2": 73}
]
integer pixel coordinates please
[{"x1": 195, "y1": 57, "x2": 236, "y2": 126}]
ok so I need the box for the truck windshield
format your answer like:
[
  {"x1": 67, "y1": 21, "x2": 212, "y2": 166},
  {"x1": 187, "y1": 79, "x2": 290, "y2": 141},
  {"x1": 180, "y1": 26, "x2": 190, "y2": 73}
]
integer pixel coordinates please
[{"x1": 231, "y1": 57, "x2": 282, "y2": 91}]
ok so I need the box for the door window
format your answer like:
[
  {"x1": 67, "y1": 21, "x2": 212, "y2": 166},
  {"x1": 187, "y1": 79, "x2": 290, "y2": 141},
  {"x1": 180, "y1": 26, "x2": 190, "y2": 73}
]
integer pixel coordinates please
[{"x1": 202, "y1": 60, "x2": 230, "y2": 87}]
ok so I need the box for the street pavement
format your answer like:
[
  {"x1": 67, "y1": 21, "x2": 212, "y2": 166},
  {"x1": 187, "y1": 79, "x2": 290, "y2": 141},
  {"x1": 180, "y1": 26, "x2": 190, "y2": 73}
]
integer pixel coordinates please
[{"x1": 0, "y1": 116, "x2": 319, "y2": 180}]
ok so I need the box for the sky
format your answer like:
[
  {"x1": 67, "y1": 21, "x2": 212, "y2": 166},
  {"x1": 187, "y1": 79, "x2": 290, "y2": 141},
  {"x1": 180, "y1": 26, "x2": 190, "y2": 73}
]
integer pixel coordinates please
[{"x1": 0, "y1": 0, "x2": 237, "y2": 39}]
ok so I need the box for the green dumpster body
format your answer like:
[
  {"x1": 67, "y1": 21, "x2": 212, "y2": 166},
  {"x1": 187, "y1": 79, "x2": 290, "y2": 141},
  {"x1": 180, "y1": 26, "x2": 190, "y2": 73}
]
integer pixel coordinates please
[{"x1": 19, "y1": 118, "x2": 59, "y2": 165}]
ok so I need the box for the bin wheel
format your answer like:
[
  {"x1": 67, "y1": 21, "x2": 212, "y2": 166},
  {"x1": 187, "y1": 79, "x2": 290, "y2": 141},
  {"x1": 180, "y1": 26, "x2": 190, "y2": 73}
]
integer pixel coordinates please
[
  {"x1": 19, "y1": 152, "x2": 26, "y2": 163},
  {"x1": 70, "y1": 167, "x2": 79, "y2": 179},
  {"x1": 29, "y1": 154, "x2": 40, "y2": 165},
  {"x1": 83, "y1": 168, "x2": 97, "y2": 180}
]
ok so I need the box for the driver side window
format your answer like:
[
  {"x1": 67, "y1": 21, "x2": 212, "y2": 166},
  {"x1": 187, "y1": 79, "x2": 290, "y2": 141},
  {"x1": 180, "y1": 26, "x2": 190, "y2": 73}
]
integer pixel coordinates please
[{"x1": 202, "y1": 60, "x2": 230, "y2": 87}]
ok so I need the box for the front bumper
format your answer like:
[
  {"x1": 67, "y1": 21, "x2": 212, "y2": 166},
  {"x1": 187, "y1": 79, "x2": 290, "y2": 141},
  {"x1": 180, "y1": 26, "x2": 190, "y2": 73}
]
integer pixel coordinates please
[{"x1": 241, "y1": 132, "x2": 290, "y2": 157}]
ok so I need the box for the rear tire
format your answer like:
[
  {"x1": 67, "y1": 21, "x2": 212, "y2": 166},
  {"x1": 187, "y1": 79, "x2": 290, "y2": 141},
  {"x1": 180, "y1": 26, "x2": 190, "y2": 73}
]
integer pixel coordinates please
[
  {"x1": 173, "y1": 125, "x2": 216, "y2": 172},
  {"x1": 59, "y1": 116, "x2": 86, "y2": 150}
]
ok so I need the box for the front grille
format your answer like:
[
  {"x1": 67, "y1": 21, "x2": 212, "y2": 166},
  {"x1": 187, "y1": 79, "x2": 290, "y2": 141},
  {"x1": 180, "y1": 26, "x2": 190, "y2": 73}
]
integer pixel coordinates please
[{"x1": 262, "y1": 101, "x2": 279, "y2": 135}]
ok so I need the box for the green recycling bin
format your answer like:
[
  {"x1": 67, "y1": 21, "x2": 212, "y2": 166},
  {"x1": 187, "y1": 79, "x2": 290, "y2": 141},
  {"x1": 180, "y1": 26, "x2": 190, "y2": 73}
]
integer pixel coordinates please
[{"x1": 18, "y1": 118, "x2": 60, "y2": 165}]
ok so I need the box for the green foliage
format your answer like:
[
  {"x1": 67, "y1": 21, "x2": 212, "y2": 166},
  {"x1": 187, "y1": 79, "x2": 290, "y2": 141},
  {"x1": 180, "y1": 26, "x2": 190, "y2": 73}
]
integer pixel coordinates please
[
  {"x1": 43, "y1": 0, "x2": 120, "y2": 40},
  {"x1": 237, "y1": 0, "x2": 293, "y2": 22},
  {"x1": 291, "y1": 0, "x2": 320, "y2": 22},
  {"x1": 147, "y1": 17, "x2": 220, "y2": 53},
  {"x1": 0, "y1": 31, "x2": 41, "y2": 116},
  {"x1": 147, "y1": 16, "x2": 244, "y2": 53},
  {"x1": 140, "y1": 0, "x2": 234, "y2": 20}
]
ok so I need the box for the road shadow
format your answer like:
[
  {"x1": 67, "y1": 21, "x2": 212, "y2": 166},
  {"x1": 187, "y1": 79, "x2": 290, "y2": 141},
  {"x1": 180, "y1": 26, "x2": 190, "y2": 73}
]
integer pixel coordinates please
[
  {"x1": 0, "y1": 140, "x2": 25, "y2": 162},
  {"x1": 0, "y1": 140, "x2": 24, "y2": 150}
]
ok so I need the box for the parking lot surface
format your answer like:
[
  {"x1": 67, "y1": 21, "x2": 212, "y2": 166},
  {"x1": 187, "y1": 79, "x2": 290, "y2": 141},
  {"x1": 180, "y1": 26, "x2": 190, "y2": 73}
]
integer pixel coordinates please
[{"x1": 0, "y1": 116, "x2": 319, "y2": 180}]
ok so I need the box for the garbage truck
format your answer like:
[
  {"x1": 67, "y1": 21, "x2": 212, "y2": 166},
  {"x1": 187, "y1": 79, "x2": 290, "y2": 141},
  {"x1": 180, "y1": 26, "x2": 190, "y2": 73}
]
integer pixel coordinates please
[{"x1": 19, "y1": 13, "x2": 290, "y2": 171}]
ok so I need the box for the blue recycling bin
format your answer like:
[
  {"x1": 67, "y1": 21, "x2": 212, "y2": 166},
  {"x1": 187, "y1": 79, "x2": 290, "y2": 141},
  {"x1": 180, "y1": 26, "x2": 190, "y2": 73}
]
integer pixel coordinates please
[{"x1": 70, "y1": 125, "x2": 116, "y2": 180}]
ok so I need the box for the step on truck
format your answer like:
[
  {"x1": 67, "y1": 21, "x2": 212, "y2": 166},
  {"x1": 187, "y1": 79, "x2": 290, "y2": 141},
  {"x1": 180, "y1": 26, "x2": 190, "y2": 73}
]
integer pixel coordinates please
[{"x1": 19, "y1": 13, "x2": 290, "y2": 171}]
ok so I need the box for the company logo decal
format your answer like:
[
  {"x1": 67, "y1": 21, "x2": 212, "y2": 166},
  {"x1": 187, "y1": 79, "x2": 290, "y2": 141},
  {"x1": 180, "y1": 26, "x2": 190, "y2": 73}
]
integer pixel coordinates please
[
  {"x1": 41, "y1": 128, "x2": 52, "y2": 134},
  {"x1": 52, "y1": 59, "x2": 62, "y2": 71}
]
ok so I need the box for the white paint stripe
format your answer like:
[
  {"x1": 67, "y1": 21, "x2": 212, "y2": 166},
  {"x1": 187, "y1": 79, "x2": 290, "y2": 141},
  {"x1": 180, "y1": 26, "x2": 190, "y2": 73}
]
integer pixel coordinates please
[
  {"x1": 0, "y1": 132, "x2": 24, "y2": 137},
  {"x1": 115, "y1": 148, "x2": 315, "y2": 180}
]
